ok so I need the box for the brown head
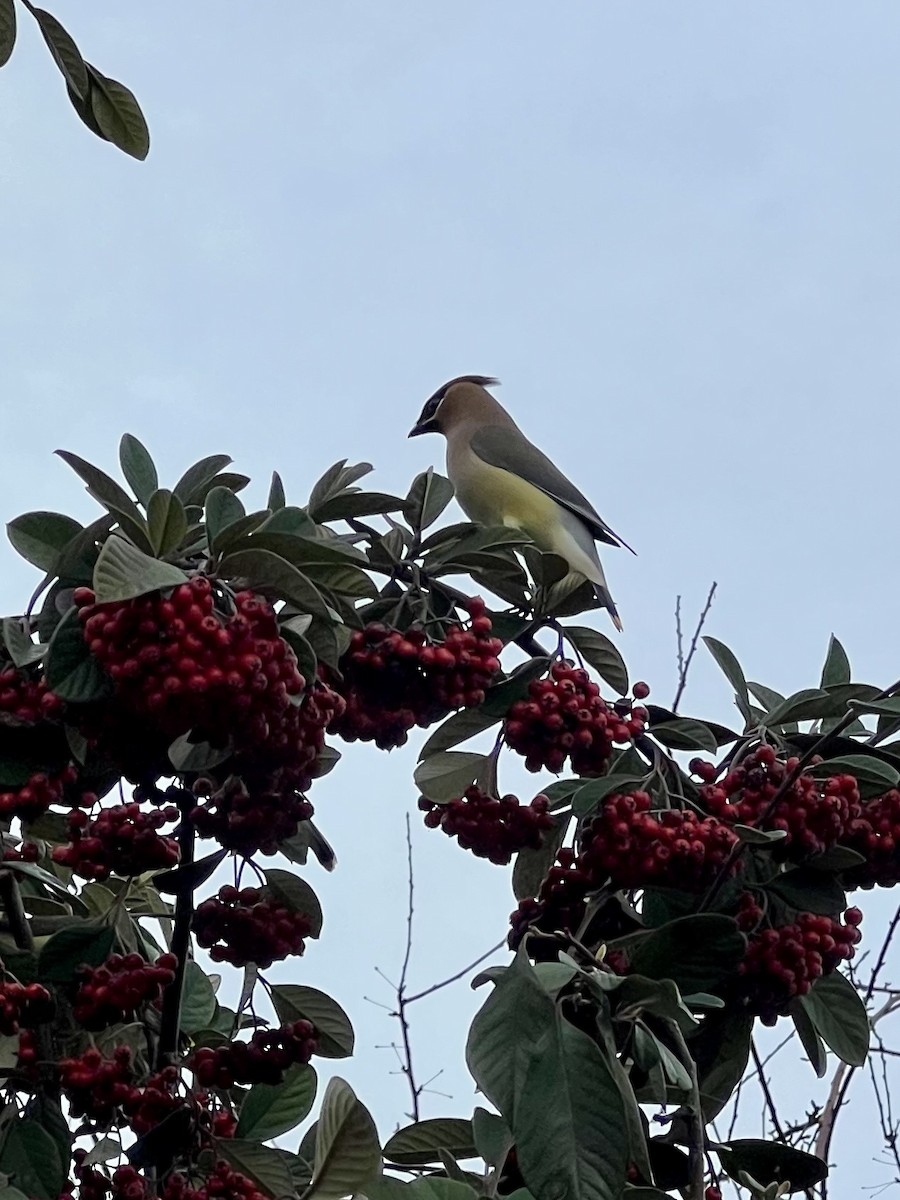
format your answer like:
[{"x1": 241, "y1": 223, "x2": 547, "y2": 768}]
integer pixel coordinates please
[{"x1": 408, "y1": 375, "x2": 510, "y2": 438}]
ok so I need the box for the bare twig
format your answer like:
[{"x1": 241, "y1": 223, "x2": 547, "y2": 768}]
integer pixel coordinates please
[
  {"x1": 672, "y1": 582, "x2": 717, "y2": 712},
  {"x1": 750, "y1": 1039, "x2": 787, "y2": 1142},
  {"x1": 405, "y1": 938, "x2": 507, "y2": 1005}
]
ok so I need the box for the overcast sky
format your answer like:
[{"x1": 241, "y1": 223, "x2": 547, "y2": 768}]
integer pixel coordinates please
[{"x1": 3, "y1": 2, "x2": 900, "y2": 1191}]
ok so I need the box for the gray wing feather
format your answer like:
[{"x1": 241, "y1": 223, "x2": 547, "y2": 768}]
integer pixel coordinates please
[{"x1": 471, "y1": 426, "x2": 635, "y2": 554}]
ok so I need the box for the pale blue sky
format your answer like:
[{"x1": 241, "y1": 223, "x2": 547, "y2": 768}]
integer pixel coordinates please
[{"x1": 3, "y1": 2, "x2": 900, "y2": 1191}]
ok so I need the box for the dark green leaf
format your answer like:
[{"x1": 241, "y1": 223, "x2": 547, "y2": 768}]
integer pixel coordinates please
[
  {"x1": 0, "y1": 0, "x2": 15, "y2": 68},
  {"x1": 38, "y1": 919, "x2": 114, "y2": 983},
  {"x1": 384, "y1": 1118, "x2": 476, "y2": 1166},
  {"x1": 766, "y1": 868, "x2": 845, "y2": 916},
  {"x1": 167, "y1": 732, "x2": 232, "y2": 773},
  {"x1": 802, "y1": 970, "x2": 869, "y2": 1066},
  {"x1": 307, "y1": 1077, "x2": 381, "y2": 1200},
  {"x1": 304, "y1": 617, "x2": 351, "y2": 672},
  {"x1": 205, "y1": 486, "x2": 246, "y2": 553},
  {"x1": 512, "y1": 814, "x2": 570, "y2": 901},
  {"x1": 405, "y1": 469, "x2": 455, "y2": 532},
  {"x1": 119, "y1": 434, "x2": 158, "y2": 506},
  {"x1": 702, "y1": 636, "x2": 752, "y2": 724},
  {"x1": 691, "y1": 1009, "x2": 753, "y2": 1121},
  {"x1": 407, "y1": 1182, "x2": 477, "y2": 1200},
  {"x1": 627, "y1": 915, "x2": 745, "y2": 994},
  {"x1": 218, "y1": 549, "x2": 329, "y2": 619},
  {"x1": 180, "y1": 962, "x2": 218, "y2": 1034},
  {"x1": 747, "y1": 680, "x2": 786, "y2": 714},
  {"x1": 55, "y1": 449, "x2": 148, "y2": 533},
  {"x1": 316, "y1": 491, "x2": 405, "y2": 522},
  {"x1": 471, "y1": 1107, "x2": 513, "y2": 1169},
  {"x1": 763, "y1": 688, "x2": 831, "y2": 727},
  {"x1": 414, "y1": 752, "x2": 488, "y2": 802},
  {"x1": 790, "y1": 998, "x2": 827, "y2": 1077},
  {"x1": 147, "y1": 490, "x2": 189, "y2": 557},
  {"x1": 173, "y1": 454, "x2": 233, "y2": 505},
  {"x1": 0, "y1": 1118, "x2": 64, "y2": 1200},
  {"x1": 218, "y1": 1140, "x2": 295, "y2": 1200},
  {"x1": 153, "y1": 849, "x2": 226, "y2": 896},
  {"x1": 86, "y1": 66, "x2": 149, "y2": 160},
  {"x1": 43, "y1": 607, "x2": 111, "y2": 703},
  {"x1": 1, "y1": 617, "x2": 43, "y2": 668},
  {"x1": 263, "y1": 869, "x2": 323, "y2": 938},
  {"x1": 717, "y1": 1140, "x2": 827, "y2": 1191},
  {"x1": 268, "y1": 472, "x2": 286, "y2": 511},
  {"x1": 93, "y1": 536, "x2": 188, "y2": 603},
  {"x1": 650, "y1": 717, "x2": 718, "y2": 754},
  {"x1": 808, "y1": 754, "x2": 899, "y2": 794},
  {"x1": 811, "y1": 845, "x2": 866, "y2": 871},
  {"x1": 480, "y1": 658, "x2": 551, "y2": 719},
  {"x1": 271, "y1": 984, "x2": 354, "y2": 1058},
  {"x1": 848, "y1": 695, "x2": 900, "y2": 718},
  {"x1": 258, "y1": 506, "x2": 318, "y2": 537},
  {"x1": 563, "y1": 625, "x2": 629, "y2": 695},
  {"x1": 29, "y1": 5, "x2": 87, "y2": 96},
  {"x1": 572, "y1": 775, "x2": 647, "y2": 819},
  {"x1": 308, "y1": 460, "x2": 373, "y2": 516},
  {"x1": 7, "y1": 511, "x2": 83, "y2": 572},
  {"x1": 236, "y1": 1063, "x2": 317, "y2": 1142},
  {"x1": 820, "y1": 634, "x2": 850, "y2": 688},
  {"x1": 419, "y1": 708, "x2": 501, "y2": 759},
  {"x1": 733, "y1": 824, "x2": 786, "y2": 847}
]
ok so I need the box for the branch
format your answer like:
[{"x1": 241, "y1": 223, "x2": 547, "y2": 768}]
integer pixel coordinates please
[
  {"x1": 669, "y1": 1021, "x2": 705, "y2": 1200},
  {"x1": 156, "y1": 789, "x2": 196, "y2": 1068},
  {"x1": 672, "y1": 582, "x2": 717, "y2": 712},
  {"x1": 391, "y1": 813, "x2": 421, "y2": 1121},
  {"x1": 405, "y1": 938, "x2": 507, "y2": 1005},
  {"x1": 750, "y1": 1039, "x2": 787, "y2": 1142}
]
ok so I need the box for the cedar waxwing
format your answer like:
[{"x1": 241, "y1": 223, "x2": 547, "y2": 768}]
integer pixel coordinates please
[{"x1": 409, "y1": 375, "x2": 634, "y2": 631}]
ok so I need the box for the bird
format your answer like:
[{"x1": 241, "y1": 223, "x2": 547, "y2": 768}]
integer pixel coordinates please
[{"x1": 408, "y1": 375, "x2": 634, "y2": 631}]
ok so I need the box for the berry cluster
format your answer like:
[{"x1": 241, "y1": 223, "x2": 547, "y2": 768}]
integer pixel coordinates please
[
  {"x1": 734, "y1": 895, "x2": 862, "y2": 1023},
  {"x1": 580, "y1": 791, "x2": 739, "y2": 892},
  {"x1": 503, "y1": 662, "x2": 644, "y2": 776},
  {"x1": 123, "y1": 1065, "x2": 182, "y2": 1135},
  {"x1": 2, "y1": 841, "x2": 39, "y2": 862},
  {"x1": 330, "y1": 599, "x2": 502, "y2": 750},
  {"x1": 73, "y1": 952, "x2": 177, "y2": 1029},
  {"x1": 0, "y1": 978, "x2": 53, "y2": 1035},
  {"x1": 68, "y1": 1153, "x2": 148, "y2": 1200},
  {"x1": 0, "y1": 763, "x2": 78, "y2": 822},
  {"x1": 419, "y1": 788, "x2": 554, "y2": 865},
  {"x1": 840, "y1": 788, "x2": 900, "y2": 889},
  {"x1": 163, "y1": 1162, "x2": 267, "y2": 1200},
  {"x1": 59, "y1": 1045, "x2": 138, "y2": 1125},
  {"x1": 509, "y1": 847, "x2": 590, "y2": 947},
  {"x1": 696, "y1": 746, "x2": 858, "y2": 860},
  {"x1": 191, "y1": 1020, "x2": 318, "y2": 1087},
  {"x1": 53, "y1": 803, "x2": 180, "y2": 880},
  {"x1": 190, "y1": 776, "x2": 314, "y2": 857},
  {"x1": 193, "y1": 886, "x2": 311, "y2": 968},
  {"x1": 0, "y1": 663, "x2": 63, "y2": 724}
]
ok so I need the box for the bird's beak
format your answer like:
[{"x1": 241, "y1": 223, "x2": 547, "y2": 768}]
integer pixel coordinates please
[{"x1": 408, "y1": 417, "x2": 439, "y2": 438}]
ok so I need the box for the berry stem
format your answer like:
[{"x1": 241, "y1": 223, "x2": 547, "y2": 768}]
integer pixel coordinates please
[{"x1": 156, "y1": 789, "x2": 196, "y2": 1070}]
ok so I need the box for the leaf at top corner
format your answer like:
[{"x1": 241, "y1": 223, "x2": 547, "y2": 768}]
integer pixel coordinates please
[
  {"x1": 267, "y1": 471, "x2": 286, "y2": 511},
  {"x1": 55, "y1": 448, "x2": 144, "y2": 522},
  {"x1": 44, "y1": 607, "x2": 112, "y2": 702},
  {"x1": 404, "y1": 469, "x2": 455, "y2": 533},
  {"x1": 7, "y1": 511, "x2": 84, "y2": 573},
  {"x1": 563, "y1": 625, "x2": 628, "y2": 695},
  {"x1": 119, "y1": 434, "x2": 158, "y2": 506},
  {"x1": 0, "y1": 1, "x2": 14, "y2": 71},
  {"x1": 146, "y1": 490, "x2": 189, "y2": 557},
  {"x1": 801, "y1": 969, "x2": 869, "y2": 1067},
  {"x1": 702, "y1": 636, "x2": 752, "y2": 724},
  {"x1": 218, "y1": 548, "x2": 330, "y2": 619},
  {"x1": 414, "y1": 751, "x2": 488, "y2": 802},
  {"x1": 306, "y1": 1077, "x2": 381, "y2": 1200},
  {"x1": 172, "y1": 454, "x2": 233, "y2": 506},
  {"x1": 93, "y1": 536, "x2": 188, "y2": 604},
  {"x1": 205, "y1": 486, "x2": 246, "y2": 553},
  {"x1": 86, "y1": 66, "x2": 149, "y2": 160},
  {"x1": 29, "y1": 4, "x2": 88, "y2": 97},
  {"x1": 820, "y1": 633, "x2": 850, "y2": 688}
]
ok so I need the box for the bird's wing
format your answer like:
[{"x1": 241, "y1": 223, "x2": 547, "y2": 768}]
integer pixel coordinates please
[{"x1": 470, "y1": 425, "x2": 636, "y2": 553}]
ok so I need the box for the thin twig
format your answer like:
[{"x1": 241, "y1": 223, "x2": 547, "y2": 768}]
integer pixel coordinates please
[
  {"x1": 672, "y1": 582, "x2": 717, "y2": 712},
  {"x1": 405, "y1": 938, "x2": 507, "y2": 1005},
  {"x1": 750, "y1": 1039, "x2": 787, "y2": 1142},
  {"x1": 390, "y1": 813, "x2": 421, "y2": 1121},
  {"x1": 157, "y1": 790, "x2": 196, "y2": 1068}
]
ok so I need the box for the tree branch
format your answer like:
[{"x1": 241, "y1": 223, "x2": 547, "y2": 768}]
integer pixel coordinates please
[{"x1": 672, "y1": 582, "x2": 717, "y2": 712}]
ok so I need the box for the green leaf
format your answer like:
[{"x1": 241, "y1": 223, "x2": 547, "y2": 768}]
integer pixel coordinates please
[
  {"x1": 259, "y1": 506, "x2": 318, "y2": 537},
  {"x1": 308, "y1": 460, "x2": 373, "y2": 515},
  {"x1": 0, "y1": 0, "x2": 15, "y2": 69},
  {"x1": 218, "y1": 549, "x2": 330, "y2": 619},
  {"x1": 218, "y1": 1140, "x2": 296, "y2": 1200},
  {"x1": 691, "y1": 1009, "x2": 753, "y2": 1121},
  {"x1": 407, "y1": 1183, "x2": 476, "y2": 1200},
  {"x1": 479, "y1": 658, "x2": 551, "y2": 719},
  {"x1": 44, "y1": 606, "x2": 111, "y2": 702},
  {"x1": 271, "y1": 984, "x2": 354, "y2": 1058},
  {"x1": 820, "y1": 634, "x2": 850, "y2": 688},
  {"x1": 93, "y1": 536, "x2": 188, "y2": 603},
  {"x1": 512, "y1": 814, "x2": 570, "y2": 901},
  {"x1": 206, "y1": 486, "x2": 247, "y2": 553},
  {"x1": 649, "y1": 717, "x2": 718, "y2": 754},
  {"x1": 627, "y1": 915, "x2": 745, "y2": 995},
  {"x1": 563, "y1": 626, "x2": 628, "y2": 695},
  {"x1": 1, "y1": 617, "x2": 43, "y2": 668},
  {"x1": 808, "y1": 754, "x2": 899, "y2": 794},
  {"x1": 263, "y1": 869, "x2": 323, "y2": 938},
  {"x1": 316, "y1": 492, "x2": 406, "y2": 522},
  {"x1": 0, "y1": 1118, "x2": 64, "y2": 1200},
  {"x1": 848, "y1": 695, "x2": 900, "y2": 718},
  {"x1": 810, "y1": 845, "x2": 867, "y2": 872},
  {"x1": 384, "y1": 1118, "x2": 476, "y2": 1166},
  {"x1": 167, "y1": 732, "x2": 232, "y2": 773},
  {"x1": 28, "y1": 5, "x2": 87, "y2": 97},
  {"x1": 790, "y1": 998, "x2": 827, "y2": 1077},
  {"x1": 732, "y1": 825, "x2": 786, "y2": 847},
  {"x1": 466, "y1": 948, "x2": 628, "y2": 1200},
  {"x1": 419, "y1": 708, "x2": 501, "y2": 759},
  {"x1": 306, "y1": 1077, "x2": 381, "y2": 1200},
  {"x1": 766, "y1": 868, "x2": 845, "y2": 916},
  {"x1": 119, "y1": 434, "x2": 158, "y2": 506},
  {"x1": 702, "y1": 636, "x2": 752, "y2": 724},
  {"x1": 414, "y1": 752, "x2": 488, "y2": 802},
  {"x1": 405, "y1": 469, "x2": 455, "y2": 532},
  {"x1": 236, "y1": 1063, "x2": 317, "y2": 1142},
  {"x1": 801, "y1": 970, "x2": 869, "y2": 1066},
  {"x1": 717, "y1": 1140, "x2": 827, "y2": 1191},
  {"x1": 38, "y1": 919, "x2": 115, "y2": 983},
  {"x1": 180, "y1": 962, "x2": 218, "y2": 1034},
  {"x1": 7, "y1": 511, "x2": 83, "y2": 572},
  {"x1": 86, "y1": 66, "x2": 150, "y2": 160},
  {"x1": 267, "y1": 472, "x2": 286, "y2": 510},
  {"x1": 173, "y1": 455, "x2": 233, "y2": 504},
  {"x1": 762, "y1": 688, "x2": 831, "y2": 727},
  {"x1": 572, "y1": 775, "x2": 647, "y2": 819},
  {"x1": 147, "y1": 490, "x2": 188, "y2": 557},
  {"x1": 472, "y1": 1107, "x2": 513, "y2": 1169},
  {"x1": 55, "y1": 449, "x2": 148, "y2": 532}
]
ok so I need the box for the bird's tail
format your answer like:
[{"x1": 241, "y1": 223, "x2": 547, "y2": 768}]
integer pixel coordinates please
[{"x1": 593, "y1": 582, "x2": 623, "y2": 633}]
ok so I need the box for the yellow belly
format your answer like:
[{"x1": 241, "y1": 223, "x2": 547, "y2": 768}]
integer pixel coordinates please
[{"x1": 454, "y1": 459, "x2": 561, "y2": 547}]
